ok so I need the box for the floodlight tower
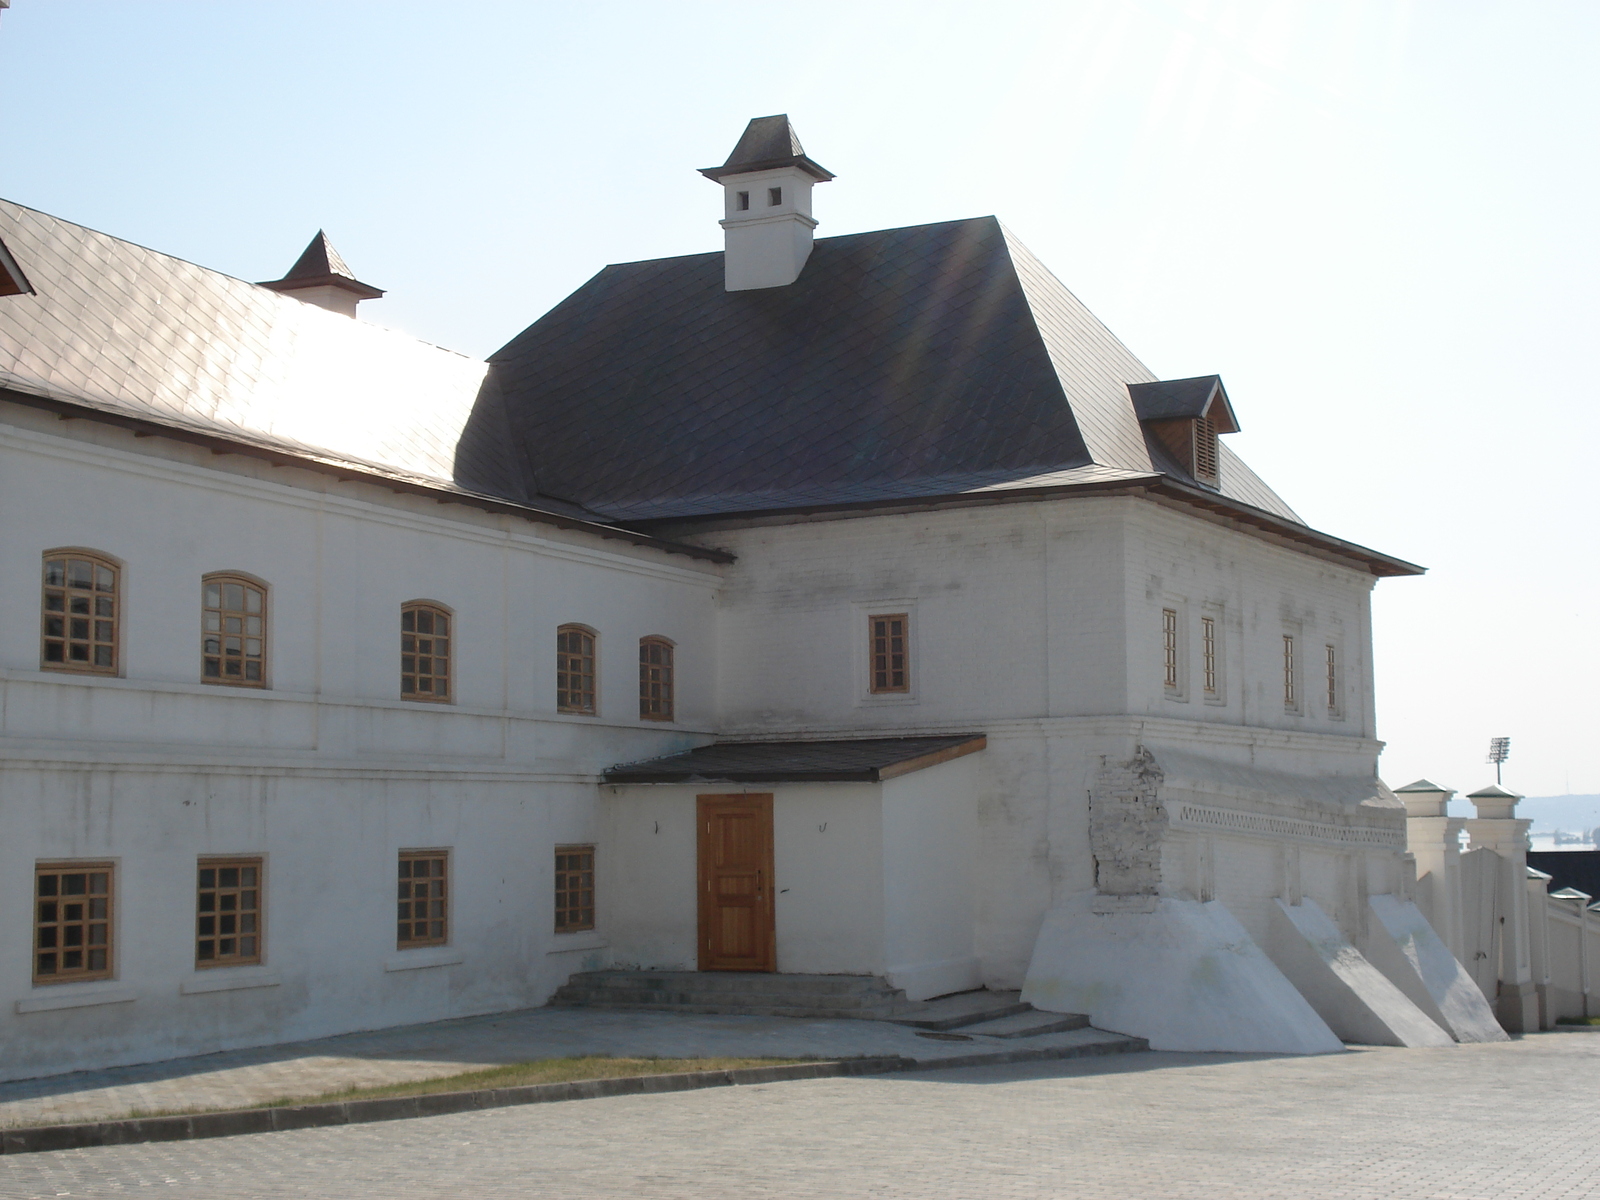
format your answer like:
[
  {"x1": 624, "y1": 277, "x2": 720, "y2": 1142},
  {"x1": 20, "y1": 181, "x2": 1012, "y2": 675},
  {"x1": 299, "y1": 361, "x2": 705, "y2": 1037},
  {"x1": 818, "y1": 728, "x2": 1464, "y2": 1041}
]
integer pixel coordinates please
[{"x1": 1487, "y1": 736, "x2": 1511, "y2": 785}]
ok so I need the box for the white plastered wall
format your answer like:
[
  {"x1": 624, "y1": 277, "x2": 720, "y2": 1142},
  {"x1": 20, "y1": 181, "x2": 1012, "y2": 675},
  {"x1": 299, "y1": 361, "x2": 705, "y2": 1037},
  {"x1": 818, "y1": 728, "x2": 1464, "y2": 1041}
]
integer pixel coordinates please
[
  {"x1": 0, "y1": 406, "x2": 721, "y2": 1079},
  {"x1": 602, "y1": 755, "x2": 978, "y2": 996}
]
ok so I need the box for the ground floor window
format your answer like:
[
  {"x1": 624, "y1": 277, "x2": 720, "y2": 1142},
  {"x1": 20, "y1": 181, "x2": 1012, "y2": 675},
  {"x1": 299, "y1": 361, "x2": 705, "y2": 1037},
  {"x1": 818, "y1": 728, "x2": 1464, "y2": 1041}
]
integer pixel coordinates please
[
  {"x1": 35, "y1": 863, "x2": 113, "y2": 983},
  {"x1": 398, "y1": 850, "x2": 449, "y2": 947},
  {"x1": 554, "y1": 845, "x2": 595, "y2": 932},
  {"x1": 197, "y1": 858, "x2": 262, "y2": 966}
]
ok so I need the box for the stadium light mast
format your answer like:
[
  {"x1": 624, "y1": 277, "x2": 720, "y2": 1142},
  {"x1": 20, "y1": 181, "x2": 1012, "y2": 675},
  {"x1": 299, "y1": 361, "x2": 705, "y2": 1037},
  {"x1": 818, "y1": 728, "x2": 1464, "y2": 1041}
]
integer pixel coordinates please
[{"x1": 1487, "y1": 736, "x2": 1511, "y2": 785}]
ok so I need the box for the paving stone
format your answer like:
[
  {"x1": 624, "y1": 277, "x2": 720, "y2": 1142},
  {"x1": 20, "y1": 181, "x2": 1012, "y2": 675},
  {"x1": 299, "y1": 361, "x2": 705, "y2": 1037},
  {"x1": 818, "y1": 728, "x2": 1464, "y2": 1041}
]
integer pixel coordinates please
[
  {"x1": 0, "y1": 1005, "x2": 1129, "y2": 1130},
  {"x1": 0, "y1": 1033, "x2": 1592, "y2": 1199}
]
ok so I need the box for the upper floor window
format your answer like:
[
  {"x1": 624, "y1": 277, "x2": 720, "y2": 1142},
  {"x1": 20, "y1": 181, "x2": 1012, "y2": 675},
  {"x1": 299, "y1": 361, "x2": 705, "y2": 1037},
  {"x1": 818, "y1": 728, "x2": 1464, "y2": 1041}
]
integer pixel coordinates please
[
  {"x1": 401, "y1": 603, "x2": 452, "y2": 702},
  {"x1": 1201, "y1": 615, "x2": 1218, "y2": 696},
  {"x1": 768, "y1": 186, "x2": 782, "y2": 206},
  {"x1": 41, "y1": 551, "x2": 118, "y2": 675},
  {"x1": 1282, "y1": 634, "x2": 1298, "y2": 711},
  {"x1": 869, "y1": 613, "x2": 909, "y2": 694},
  {"x1": 736, "y1": 190, "x2": 750, "y2": 211},
  {"x1": 1325, "y1": 644, "x2": 1341, "y2": 718},
  {"x1": 557, "y1": 625, "x2": 597, "y2": 714},
  {"x1": 1162, "y1": 608, "x2": 1180, "y2": 691},
  {"x1": 639, "y1": 637, "x2": 674, "y2": 721},
  {"x1": 202, "y1": 574, "x2": 266, "y2": 687}
]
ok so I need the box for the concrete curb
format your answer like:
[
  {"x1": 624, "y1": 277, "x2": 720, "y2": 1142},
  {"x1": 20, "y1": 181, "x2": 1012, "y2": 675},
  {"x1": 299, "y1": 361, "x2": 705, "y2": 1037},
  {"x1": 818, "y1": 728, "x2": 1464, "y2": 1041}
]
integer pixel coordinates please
[{"x1": 0, "y1": 1035, "x2": 1146, "y2": 1156}]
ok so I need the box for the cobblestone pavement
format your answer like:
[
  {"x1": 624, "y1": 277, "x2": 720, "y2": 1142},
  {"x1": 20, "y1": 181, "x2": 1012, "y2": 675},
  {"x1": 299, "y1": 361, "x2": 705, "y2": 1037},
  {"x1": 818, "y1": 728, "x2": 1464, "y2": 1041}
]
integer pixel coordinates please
[
  {"x1": 0, "y1": 1006, "x2": 1128, "y2": 1128},
  {"x1": 3, "y1": 1034, "x2": 1597, "y2": 1199}
]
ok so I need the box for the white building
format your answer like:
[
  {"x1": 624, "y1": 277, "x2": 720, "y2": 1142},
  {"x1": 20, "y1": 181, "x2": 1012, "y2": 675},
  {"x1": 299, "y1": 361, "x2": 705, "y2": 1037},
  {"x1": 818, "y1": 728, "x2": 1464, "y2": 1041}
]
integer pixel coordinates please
[{"x1": 0, "y1": 116, "x2": 1496, "y2": 1080}]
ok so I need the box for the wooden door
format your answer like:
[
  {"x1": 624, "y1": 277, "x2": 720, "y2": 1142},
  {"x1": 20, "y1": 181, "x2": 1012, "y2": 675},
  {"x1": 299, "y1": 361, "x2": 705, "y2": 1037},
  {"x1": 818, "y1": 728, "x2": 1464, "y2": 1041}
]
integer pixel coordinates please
[{"x1": 697, "y1": 793, "x2": 776, "y2": 971}]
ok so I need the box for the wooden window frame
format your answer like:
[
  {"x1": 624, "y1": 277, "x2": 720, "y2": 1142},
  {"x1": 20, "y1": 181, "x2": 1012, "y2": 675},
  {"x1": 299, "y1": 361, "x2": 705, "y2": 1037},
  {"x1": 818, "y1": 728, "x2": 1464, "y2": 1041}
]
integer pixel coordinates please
[
  {"x1": 1162, "y1": 607, "x2": 1180, "y2": 692},
  {"x1": 41, "y1": 549, "x2": 120, "y2": 676},
  {"x1": 557, "y1": 624, "x2": 598, "y2": 715},
  {"x1": 1325, "y1": 644, "x2": 1341, "y2": 717},
  {"x1": 34, "y1": 861, "x2": 114, "y2": 985},
  {"x1": 1282, "y1": 634, "x2": 1299, "y2": 711},
  {"x1": 554, "y1": 844, "x2": 596, "y2": 933},
  {"x1": 401, "y1": 601, "x2": 453, "y2": 703},
  {"x1": 397, "y1": 850, "x2": 449, "y2": 948},
  {"x1": 196, "y1": 857, "x2": 263, "y2": 968},
  {"x1": 1201, "y1": 615, "x2": 1218, "y2": 696},
  {"x1": 868, "y1": 612, "x2": 910, "y2": 695},
  {"x1": 639, "y1": 636, "x2": 675, "y2": 722},
  {"x1": 202, "y1": 573, "x2": 268, "y2": 688}
]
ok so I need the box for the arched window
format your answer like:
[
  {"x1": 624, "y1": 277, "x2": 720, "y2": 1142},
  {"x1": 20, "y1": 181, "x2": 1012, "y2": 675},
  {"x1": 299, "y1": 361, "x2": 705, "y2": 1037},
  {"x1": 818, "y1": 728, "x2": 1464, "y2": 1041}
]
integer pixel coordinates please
[
  {"x1": 556, "y1": 625, "x2": 597, "y2": 715},
  {"x1": 41, "y1": 550, "x2": 120, "y2": 675},
  {"x1": 401, "y1": 602, "x2": 452, "y2": 702},
  {"x1": 639, "y1": 636, "x2": 674, "y2": 721},
  {"x1": 202, "y1": 574, "x2": 267, "y2": 687}
]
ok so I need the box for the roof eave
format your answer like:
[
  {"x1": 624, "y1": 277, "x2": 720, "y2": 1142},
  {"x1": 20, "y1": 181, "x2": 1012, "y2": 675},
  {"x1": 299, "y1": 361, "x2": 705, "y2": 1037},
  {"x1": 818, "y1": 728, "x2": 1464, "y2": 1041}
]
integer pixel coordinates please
[
  {"x1": 698, "y1": 155, "x2": 835, "y2": 183},
  {"x1": 626, "y1": 474, "x2": 1423, "y2": 577},
  {"x1": 258, "y1": 274, "x2": 386, "y2": 300},
  {"x1": 0, "y1": 384, "x2": 733, "y2": 565}
]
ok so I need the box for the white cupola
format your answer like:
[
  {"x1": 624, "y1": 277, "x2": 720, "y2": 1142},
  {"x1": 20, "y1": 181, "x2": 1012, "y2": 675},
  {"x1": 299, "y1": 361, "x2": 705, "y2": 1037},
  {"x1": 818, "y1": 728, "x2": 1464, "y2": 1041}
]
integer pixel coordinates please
[{"x1": 700, "y1": 115, "x2": 834, "y2": 292}]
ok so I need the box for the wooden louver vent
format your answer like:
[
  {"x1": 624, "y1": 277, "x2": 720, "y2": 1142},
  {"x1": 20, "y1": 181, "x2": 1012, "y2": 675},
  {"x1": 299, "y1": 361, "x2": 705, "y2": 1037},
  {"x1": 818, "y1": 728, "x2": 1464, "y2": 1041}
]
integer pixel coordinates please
[{"x1": 1193, "y1": 416, "x2": 1220, "y2": 483}]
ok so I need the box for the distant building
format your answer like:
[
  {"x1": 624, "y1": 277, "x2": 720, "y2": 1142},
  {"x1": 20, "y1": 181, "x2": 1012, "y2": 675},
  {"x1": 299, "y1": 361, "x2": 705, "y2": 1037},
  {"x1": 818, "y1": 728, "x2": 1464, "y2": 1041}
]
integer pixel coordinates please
[{"x1": 1, "y1": 116, "x2": 1490, "y2": 1077}]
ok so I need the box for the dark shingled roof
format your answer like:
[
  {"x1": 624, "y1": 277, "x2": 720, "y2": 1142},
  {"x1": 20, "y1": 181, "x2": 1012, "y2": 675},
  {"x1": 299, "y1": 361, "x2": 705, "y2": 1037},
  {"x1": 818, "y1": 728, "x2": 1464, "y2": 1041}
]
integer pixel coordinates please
[
  {"x1": 472, "y1": 216, "x2": 1299, "y2": 522},
  {"x1": 605, "y1": 735, "x2": 987, "y2": 784},
  {"x1": 699, "y1": 114, "x2": 834, "y2": 182}
]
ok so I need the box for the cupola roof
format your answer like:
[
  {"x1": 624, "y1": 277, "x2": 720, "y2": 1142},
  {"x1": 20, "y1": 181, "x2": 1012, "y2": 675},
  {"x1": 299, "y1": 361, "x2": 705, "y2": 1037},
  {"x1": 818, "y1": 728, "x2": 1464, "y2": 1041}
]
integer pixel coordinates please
[
  {"x1": 699, "y1": 114, "x2": 835, "y2": 183},
  {"x1": 258, "y1": 230, "x2": 384, "y2": 300}
]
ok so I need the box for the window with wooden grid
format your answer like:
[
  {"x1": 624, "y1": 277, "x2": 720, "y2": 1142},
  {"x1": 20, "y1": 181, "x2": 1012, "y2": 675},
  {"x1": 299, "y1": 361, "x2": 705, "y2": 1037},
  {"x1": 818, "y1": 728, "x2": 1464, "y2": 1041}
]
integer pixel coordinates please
[
  {"x1": 1283, "y1": 635, "x2": 1298, "y2": 710},
  {"x1": 34, "y1": 863, "x2": 113, "y2": 984},
  {"x1": 554, "y1": 845, "x2": 595, "y2": 932},
  {"x1": 196, "y1": 858, "x2": 262, "y2": 967},
  {"x1": 1201, "y1": 615, "x2": 1218, "y2": 695},
  {"x1": 639, "y1": 637, "x2": 674, "y2": 721},
  {"x1": 1162, "y1": 608, "x2": 1180, "y2": 690},
  {"x1": 557, "y1": 625, "x2": 597, "y2": 714},
  {"x1": 202, "y1": 575, "x2": 266, "y2": 687},
  {"x1": 397, "y1": 851, "x2": 448, "y2": 947},
  {"x1": 41, "y1": 551, "x2": 118, "y2": 675},
  {"x1": 1325, "y1": 644, "x2": 1340, "y2": 715},
  {"x1": 1193, "y1": 416, "x2": 1220, "y2": 482},
  {"x1": 401, "y1": 603, "x2": 451, "y2": 702},
  {"x1": 869, "y1": 613, "x2": 909, "y2": 694}
]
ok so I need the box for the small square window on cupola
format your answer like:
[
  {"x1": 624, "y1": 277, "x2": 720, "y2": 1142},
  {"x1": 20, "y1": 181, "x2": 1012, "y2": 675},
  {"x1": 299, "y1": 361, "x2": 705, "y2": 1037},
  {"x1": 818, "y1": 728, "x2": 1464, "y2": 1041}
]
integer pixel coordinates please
[{"x1": 1127, "y1": 375, "x2": 1240, "y2": 489}]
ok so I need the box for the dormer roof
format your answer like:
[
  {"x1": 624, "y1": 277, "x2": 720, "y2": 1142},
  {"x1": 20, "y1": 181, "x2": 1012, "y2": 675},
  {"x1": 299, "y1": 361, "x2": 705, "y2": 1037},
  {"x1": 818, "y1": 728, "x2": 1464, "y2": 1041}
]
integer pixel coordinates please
[
  {"x1": 699, "y1": 114, "x2": 835, "y2": 183},
  {"x1": 1127, "y1": 375, "x2": 1239, "y2": 433},
  {"x1": 258, "y1": 230, "x2": 384, "y2": 301}
]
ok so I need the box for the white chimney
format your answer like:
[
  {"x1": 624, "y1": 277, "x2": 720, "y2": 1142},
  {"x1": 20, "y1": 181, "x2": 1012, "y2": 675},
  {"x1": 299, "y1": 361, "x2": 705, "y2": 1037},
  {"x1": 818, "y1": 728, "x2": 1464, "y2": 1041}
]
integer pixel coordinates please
[{"x1": 700, "y1": 115, "x2": 834, "y2": 292}]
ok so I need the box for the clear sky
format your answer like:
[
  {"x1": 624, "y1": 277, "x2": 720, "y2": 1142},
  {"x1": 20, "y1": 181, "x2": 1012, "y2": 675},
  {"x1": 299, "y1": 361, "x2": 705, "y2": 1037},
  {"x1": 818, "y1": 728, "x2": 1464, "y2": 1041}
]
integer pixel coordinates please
[{"x1": 3, "y1": 1, "x2": 1595, "y2": 800}]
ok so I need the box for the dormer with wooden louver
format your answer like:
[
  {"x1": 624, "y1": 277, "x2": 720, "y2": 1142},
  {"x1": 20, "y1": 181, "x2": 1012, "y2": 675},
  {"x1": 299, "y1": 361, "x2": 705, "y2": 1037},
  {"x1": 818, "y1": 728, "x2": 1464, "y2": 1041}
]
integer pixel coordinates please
[{"x1": 1127, "y1": 375, "x2": 1240, "y2": 489}]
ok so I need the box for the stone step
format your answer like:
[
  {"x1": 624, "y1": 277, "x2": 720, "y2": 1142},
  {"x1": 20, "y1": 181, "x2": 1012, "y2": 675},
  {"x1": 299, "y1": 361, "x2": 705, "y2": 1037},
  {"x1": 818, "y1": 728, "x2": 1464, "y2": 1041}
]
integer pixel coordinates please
[
  {"x1": 546, "y1": 998, "x2": 908, "y2": 1021},
  {"x1": 550, "y1": 986, "x2": 903, "y2": 1013},
  {"x1": 959, "y1": 1010, "x2": 1091, "y2": 1038},
  {"x1": 885, "y1": 989, "x2": 1033, "y2": 1031},
  {"x1": 566, "y1": 970, "x2": 897, "y2": 998}
]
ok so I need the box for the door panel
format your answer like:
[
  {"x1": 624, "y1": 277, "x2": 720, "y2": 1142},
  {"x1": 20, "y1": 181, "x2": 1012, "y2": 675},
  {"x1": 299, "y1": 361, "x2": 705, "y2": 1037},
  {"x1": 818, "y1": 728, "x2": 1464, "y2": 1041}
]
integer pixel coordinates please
[{"x1": 698, "y1": 793, "x2": 775, "y2": 971}]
